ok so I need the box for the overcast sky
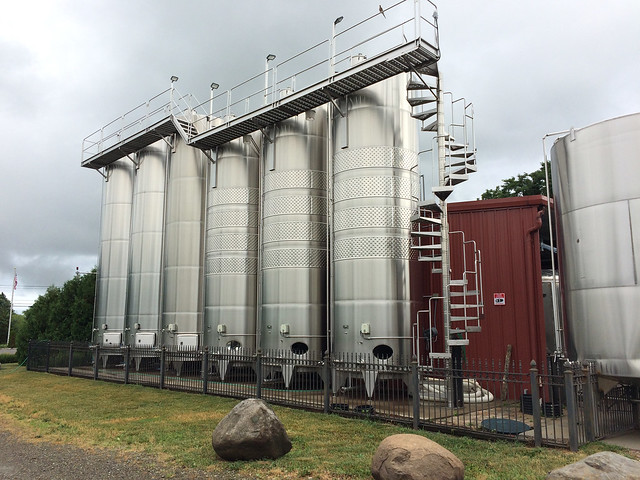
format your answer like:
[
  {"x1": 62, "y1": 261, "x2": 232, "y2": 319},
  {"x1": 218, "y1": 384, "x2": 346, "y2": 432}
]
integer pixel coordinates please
[{"x1": 1, "y1": 0, "x2": 639, "y2": 311}]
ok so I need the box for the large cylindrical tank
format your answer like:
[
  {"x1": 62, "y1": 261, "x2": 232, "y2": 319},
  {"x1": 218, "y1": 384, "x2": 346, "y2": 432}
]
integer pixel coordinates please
[
  {"x1": 94, "y1": 158, "x2": 134, "y2": 346},
  {"x1": 332, "y1": 72, "x2": 419, "y2": 360},
  {"x1": 162, "y1": 136, "x2": 206, "y2": 350},
  {"x1": 204, "y1": 135, "x2": 260, "y2": 351},
  {"x1": 551, "y1": 112, "x2": 640, "y2": 382},
  {"x1": 126, "y1": 140, "x2": 168, "y2": 348},
  {"x1": 261, "y1": 107, "x2": 328, "y2": 357}
]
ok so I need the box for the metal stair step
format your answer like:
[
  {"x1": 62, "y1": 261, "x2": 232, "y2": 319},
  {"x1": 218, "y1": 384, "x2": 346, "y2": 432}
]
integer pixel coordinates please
[
  {"x1": 449, "y1": 328, "x2": 467, "y2": 334},
  {"x1": 450, "y1": 290, "x2": 479, "y2": 297},
  {"x1": 415, "y1": 64, "x2": 438, "y2": 76},
  {"x1": 450, "y1": 316, "x2": 479, "y2": 321},
  {"x1": 431, "y1": 267, "x2": 442, "y2": 274},
  {"x1": 446, "y1": 142, "x2": 467, "y2": 151},
  {"x1": 418, "y1": 256, "x2": 442, "y2": 262},
  {"x1": 410, "y1": 215, "x2": 442, "y2": 225},
  {"x1": 448, "y1": 158, "x2": 477, "y2": 168},
  {"x1": 407, "y1": 80, "x2": 436, "y2": 91},
  {"x1": 449, "y1": 339, "x2": 470, "y2": 346},
  {"x1": 449, "y1": 150, "x2": 476, "y2": 158},
  {"x1": 407, "y1": 96, "x2": 436, "y2": 107},
  {"x1": 450, "y1": 164, "x2": 478, "y2": 176},
  {"x1": 429, "y1": 352, "x2": 451, "y2": 359},
  {"x1": 421, "y1": 119, "x2": 437, "y2": 131},
  {"x1": 466, "y1": 326, "x2": 482, "y2": 333},
  {"x1": 449, "y1": 304, "x2": 481, "y2": 309},
  {"x1": 450, "y1": 279, "x2": 468, "y2": 286},
  {"x1": 417, "y1": 200, "x2": 441, "y2": 211},
  {"x1": 445, "y1": 174, "x2": 469, "y2": 186},
  {"x1": 412, "y1": 107, "x2": 437, "y2": 122},
  {"x1": 411, "y1": 244, "x2": 442, "y2": 250},
  {"x1": 410, "y1": 230, "x2": 442, "y2": 237},
  {"x1": 432, "y1": 186, "x2": 454, "y2": 201}
]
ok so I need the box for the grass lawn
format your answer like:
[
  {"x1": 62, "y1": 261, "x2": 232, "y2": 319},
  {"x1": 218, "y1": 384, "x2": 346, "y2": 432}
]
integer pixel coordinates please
[{"x1": 0, "y1": 365, "x2": 634, "y2": 479}]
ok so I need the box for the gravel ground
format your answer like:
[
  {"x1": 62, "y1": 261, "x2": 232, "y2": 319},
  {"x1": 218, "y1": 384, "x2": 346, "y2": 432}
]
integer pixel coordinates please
[{"x1": 0, "y1": 427, "x2": 255, "y2": 480}]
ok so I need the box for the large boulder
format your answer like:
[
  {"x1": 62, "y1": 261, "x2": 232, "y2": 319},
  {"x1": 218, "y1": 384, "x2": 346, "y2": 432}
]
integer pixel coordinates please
[
  {"x1": 372, "y1": 433, "x2": 464, "y2": 480},
  {"x1": 211, "y1": 398, "x2": 292, "y2": 461},
  {"x1": 546, "y1": 451, "x2": 640, "y2": 479}
]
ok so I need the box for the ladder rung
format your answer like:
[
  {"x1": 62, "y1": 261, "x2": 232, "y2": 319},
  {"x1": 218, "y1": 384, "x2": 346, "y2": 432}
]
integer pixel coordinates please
[
  {"x1": 466, "y1": 326, "x2": 482, "y2": 333},
  {"x1": 450, "y1": 316, "x2": 479, "y2": 322},
  {"x1": 449, "y1": 304, "x2": 480, "y2": 309},
  {"x1": 450, "y1": 279, "x2": 468, "y2": 286},
  {"x1": 431, "y1": 268, "x2": 442, "y2": 274}
]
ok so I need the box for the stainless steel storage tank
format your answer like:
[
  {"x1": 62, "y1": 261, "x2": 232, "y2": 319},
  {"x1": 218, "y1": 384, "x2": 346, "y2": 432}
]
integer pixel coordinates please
[
  {"x1": 204, "y1": 134, "x2": 260, "y2": 377},
  {"x1": 94, "y1": 158, "x2": 134, "y2": 348},
  {"x1": 260, "y1": 107, "x2": 328, "y2": 384},
  {"x1": 162, "y1": 136, "x2": 206, "y2": 352},
  {"x1": 126, "y1": 140, "x2": 168, "y2": 351},
  {"x1": 551, "y1": 112, "x2": 640, "y2": 382},
  {"x1": 332, "y1": 72, "x2": 419, "y2": 366}
]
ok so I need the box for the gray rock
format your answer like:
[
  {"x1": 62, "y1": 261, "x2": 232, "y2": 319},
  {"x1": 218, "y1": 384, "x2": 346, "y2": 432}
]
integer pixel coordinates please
[
  {"x1": 211, "y1": 398, "x2": 292, "y2": 461},
  {"x1": 371, "y1": 433, "x2": 464, "y2": 480},
  {"x1": 546, "y1": 451, "x2": 640, "y2": 479}
]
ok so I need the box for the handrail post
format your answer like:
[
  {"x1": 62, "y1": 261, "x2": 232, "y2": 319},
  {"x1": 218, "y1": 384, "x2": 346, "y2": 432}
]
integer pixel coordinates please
[
  {"x1": 530, "y1": 360, "x2": 542, "y2": 447},
  {"x1": 564, "y1": 361, "x2": 579, "y2": 451}
]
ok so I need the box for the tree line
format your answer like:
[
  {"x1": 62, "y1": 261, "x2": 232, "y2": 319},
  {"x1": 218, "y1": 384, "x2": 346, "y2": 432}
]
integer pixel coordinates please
[{"x1": 12, "y1": 270, "x2": 96, "y2": 362}]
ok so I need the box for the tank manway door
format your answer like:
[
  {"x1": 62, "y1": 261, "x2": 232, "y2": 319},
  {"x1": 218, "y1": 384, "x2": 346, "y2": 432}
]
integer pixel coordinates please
[{"x1": 407, "y1": 64, "x2": 482, "y2": 365}]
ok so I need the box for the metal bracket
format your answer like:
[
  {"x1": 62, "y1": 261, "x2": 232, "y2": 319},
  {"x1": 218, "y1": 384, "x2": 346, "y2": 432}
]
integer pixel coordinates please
[
  {"x1": 243, "y1": 134, "x2": 261, "y2": 157},
  {"x1": 259, "y1": 128, "x2": 273, "y2": 144},
  {"x1": 124, "y1": 153, "x2": 139, "y2": 169},
  {"x1": 158, "y1": 134, "x2": 176, "y2": 153},
  {"x1": 96, "y1": 168, "x2": 108, "y2": 181},
  {"x1": 321, "y1": 89, "x2": 345, "y2": 117},
  {"x1": 408, "y1": 64, "x2": 438, "y2": 98}
]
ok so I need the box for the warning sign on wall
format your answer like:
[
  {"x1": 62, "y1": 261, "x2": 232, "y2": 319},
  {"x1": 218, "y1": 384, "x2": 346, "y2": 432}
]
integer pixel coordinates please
[{"x1": 494, "y1": 293, "x2": 506, "y2": 306}]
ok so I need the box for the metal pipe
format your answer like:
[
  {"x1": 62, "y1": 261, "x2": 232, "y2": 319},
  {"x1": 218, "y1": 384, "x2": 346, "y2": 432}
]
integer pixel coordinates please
[{"x1": 542, "y1": 130, "x2": 569, "y2": 356}]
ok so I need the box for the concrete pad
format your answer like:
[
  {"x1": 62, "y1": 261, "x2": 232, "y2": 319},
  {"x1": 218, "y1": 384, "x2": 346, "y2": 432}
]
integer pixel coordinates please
[{"x1": 602, "y1": 430, "x2": 640, "y2": 451}]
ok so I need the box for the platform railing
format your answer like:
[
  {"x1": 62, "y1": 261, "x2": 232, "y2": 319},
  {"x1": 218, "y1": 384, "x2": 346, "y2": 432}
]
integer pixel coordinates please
[{"x1": 82, "y1": 0, "x2": 439, "y2": 164}]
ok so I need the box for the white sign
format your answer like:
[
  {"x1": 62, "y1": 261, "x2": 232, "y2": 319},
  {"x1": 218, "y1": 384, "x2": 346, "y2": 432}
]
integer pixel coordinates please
[{"x1": 494, "y1": 293, "x2": 506, "y2": 306}]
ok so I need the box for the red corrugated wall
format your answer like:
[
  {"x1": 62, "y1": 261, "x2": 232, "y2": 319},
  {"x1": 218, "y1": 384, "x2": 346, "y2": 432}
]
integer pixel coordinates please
[{"x1": 419, "y1": 196, "x2": 549, "y2": 372}]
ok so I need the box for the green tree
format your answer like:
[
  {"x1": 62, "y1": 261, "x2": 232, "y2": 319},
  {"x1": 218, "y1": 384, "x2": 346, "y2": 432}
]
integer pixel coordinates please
[
  {"x1": 481, "y1": 161, "x2": 552, "y2": 199},
  {"x1": 0, "y1": 292, "x2": 15, "y2": 345},
  {"x1": 15, "y1": 270, "x2": 96, "y2": 361}
]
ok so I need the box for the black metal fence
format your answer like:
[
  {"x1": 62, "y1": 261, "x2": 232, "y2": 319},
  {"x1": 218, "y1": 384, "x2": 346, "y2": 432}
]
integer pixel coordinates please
[{"x1": 27, "y1": 341, "x2": 638, "y2": 450}]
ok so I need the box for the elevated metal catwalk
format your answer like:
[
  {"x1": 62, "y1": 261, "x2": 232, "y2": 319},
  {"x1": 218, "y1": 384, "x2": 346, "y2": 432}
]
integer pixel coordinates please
[{"x1": 82, "y1": 0, "x2": 440, "y2": 170}]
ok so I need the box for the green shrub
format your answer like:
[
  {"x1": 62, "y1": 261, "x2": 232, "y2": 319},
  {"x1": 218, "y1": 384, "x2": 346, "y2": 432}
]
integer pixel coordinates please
[{"x1": 0, "y1": 353, "x2": 18, "y2": 363}]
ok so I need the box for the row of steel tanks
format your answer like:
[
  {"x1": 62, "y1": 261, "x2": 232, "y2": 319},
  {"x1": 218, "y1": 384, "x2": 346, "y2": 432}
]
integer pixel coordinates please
[{"x1": 94, "y1": 72, "x2": 420, "y2": 389}]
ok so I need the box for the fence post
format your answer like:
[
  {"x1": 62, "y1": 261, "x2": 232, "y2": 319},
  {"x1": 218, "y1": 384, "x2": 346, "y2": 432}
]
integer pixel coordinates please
[
  {"x1": 27, "y1": 340, "x2": 32, "y2": 371},
  {"x1": 159, "y1": 346, "x2": 166, "y2": 390},
  {"x1": 124, "y1": 346, "x2": 130, "y2": 385},
  {"x1": 44, "y1": 341, "x2": 50, "y2": 373},
  {"x1": 529, "y1": 360, "x2": 542, "y2": 447},
  {"x1": 255, "y1": 349, "x2": 263, "y2": 399},
  {"x1": 564, "y1": 361, "x2": 579, "y2": 451},
  {"x1": 202, "y1": 347, "x2": 209, "y2": 395},
  {"x1": 68, "y1": 342, "x2": 74, "y2": 376},
  {"x1": 93, "y1": 344, "x2": 100, "y2": 380},
  {"x1": 582, "y1": 362, "x2": 596, "y2": 442},
  {"x1": 323, "y1": 351, "x2": 330, "y2": 414},
  {"x1": 411, "y1": 355, "x2": 420, "y2": 430}
]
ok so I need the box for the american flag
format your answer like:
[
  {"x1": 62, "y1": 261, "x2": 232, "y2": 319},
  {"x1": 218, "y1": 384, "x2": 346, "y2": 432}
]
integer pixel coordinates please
[{"x1": 13, "y1": 273, "x2": 17, "y2": 290}]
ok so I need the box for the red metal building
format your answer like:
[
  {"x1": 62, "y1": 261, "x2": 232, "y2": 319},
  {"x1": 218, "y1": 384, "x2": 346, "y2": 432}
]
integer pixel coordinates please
[{"x1": 418, "y1": 195, "x2": 551, "y2": 372}]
